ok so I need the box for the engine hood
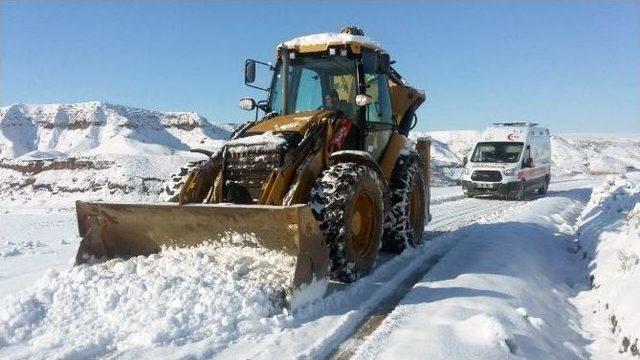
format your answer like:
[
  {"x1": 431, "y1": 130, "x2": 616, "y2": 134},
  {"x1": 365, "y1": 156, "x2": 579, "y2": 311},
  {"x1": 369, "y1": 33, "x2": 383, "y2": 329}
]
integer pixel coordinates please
[{"x1": 245, "y1": 109, "x2": 336, "y2": 135}]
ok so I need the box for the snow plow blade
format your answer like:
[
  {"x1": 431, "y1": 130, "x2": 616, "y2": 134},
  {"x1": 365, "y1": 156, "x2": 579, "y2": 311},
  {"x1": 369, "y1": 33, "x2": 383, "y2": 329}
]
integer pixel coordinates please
[{"x1": 74, "y1": 201, "x2": 330, "y2": 292}]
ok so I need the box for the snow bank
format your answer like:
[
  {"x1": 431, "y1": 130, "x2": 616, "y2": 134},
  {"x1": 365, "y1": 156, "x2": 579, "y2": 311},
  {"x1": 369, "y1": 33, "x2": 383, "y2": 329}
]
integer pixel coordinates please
[
  {"x1": 0, "y1": 235, "x2": 297, "y2": 359},
  {"x1": 0, "y1": 240, "x2": 46, "y2": 258},
  {"x1": 574, "y1": 173, "x2": 640, "y2": 357},
  {"x1": 354, "y1": 193, "x2": 591, "y2": 359}
]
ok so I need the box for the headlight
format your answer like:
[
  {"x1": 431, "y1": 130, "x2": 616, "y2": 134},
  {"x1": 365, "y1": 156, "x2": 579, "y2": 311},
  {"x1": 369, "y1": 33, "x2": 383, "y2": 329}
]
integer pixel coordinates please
[{"x1": 504, "y1": 168, "x2": 517, "y2": 176}]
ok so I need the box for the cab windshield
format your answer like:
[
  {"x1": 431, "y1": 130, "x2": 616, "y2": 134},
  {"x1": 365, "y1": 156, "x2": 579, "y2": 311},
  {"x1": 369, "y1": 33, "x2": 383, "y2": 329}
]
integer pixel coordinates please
[
  {"x1": 269, "y1": 55, "x2": 357, "y2": 119},
  {"x1": 471, "y1": 142, "x2": 524, "y2": 163}
]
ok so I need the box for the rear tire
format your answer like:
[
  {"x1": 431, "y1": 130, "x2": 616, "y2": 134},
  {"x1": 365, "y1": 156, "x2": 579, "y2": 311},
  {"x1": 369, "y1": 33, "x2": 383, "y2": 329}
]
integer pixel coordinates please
[
  {"x1": 382, "y1": 153, "x2": 427, "y2": 254},
  {"x1": 310, "y1": 162, "x2": 385, "y2": 282}
]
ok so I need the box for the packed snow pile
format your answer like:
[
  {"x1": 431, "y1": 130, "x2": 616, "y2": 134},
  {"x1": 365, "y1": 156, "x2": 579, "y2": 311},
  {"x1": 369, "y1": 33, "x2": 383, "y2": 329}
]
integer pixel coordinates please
[
  {"x1": 0, "y1": 240, "x2": 46, "y2": 258},
  {"x1": 0, "y1": 235, "x2": 296, "y2": 359},
  {"x1": 0, "y1": 102, "x2": 232, "y2": 206},
  {"x1": 411, "y1": 131, "x2": 640, "y2": 185},
  {"x1": 574, "y1": 174, "x2": 640, "y2": 357}
]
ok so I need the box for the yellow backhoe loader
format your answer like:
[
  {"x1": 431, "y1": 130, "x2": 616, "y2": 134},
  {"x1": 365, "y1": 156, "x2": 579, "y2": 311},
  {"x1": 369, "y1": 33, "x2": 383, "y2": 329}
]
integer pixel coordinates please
[{"x1": 75, "y1": 27, "x2": 431, "y2": 302}]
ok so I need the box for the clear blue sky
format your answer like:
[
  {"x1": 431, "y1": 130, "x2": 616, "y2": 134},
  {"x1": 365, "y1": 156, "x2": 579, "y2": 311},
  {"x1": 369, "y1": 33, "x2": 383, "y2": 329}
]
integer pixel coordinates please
[{"x1": 2, "y1": 1, "x2": 639, "y2": 132}]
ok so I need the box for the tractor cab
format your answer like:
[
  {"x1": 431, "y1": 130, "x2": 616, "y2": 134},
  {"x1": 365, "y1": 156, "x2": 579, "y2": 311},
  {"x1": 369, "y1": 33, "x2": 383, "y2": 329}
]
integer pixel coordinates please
[{"x1": 241, "y1": 30, "x2": 408, "y2": 160}]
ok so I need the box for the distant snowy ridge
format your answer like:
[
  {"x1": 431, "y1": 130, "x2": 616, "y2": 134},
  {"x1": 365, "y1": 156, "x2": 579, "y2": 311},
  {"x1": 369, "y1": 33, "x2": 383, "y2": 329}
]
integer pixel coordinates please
[
  {"x1": 0, "y1": 102, "x2": 233, "y2": 206},
  {"x1": 0, "y1": 101, "x2": 232, "y2": 159},
  {"x1": 1, "y1": 102, "x2": 639, "y2": 205}
]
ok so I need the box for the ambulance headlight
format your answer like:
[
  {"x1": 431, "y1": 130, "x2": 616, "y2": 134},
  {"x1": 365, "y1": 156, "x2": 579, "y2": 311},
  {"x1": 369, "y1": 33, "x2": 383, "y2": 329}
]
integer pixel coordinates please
[{"x1": 504, "y1": 168, "x2": 517, "y2": 176}]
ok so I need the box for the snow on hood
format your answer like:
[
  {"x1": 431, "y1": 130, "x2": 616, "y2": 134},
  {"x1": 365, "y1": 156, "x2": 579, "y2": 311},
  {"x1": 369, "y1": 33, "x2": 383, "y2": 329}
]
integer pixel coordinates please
[{"x1": 226, "y1": 131, "x2": 288, "y2": 153}]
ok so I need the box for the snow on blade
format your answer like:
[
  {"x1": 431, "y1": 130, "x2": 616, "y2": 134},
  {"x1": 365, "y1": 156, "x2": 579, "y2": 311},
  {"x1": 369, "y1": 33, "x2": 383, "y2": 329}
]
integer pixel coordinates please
[{"x1": 0, "y1": 234, "x2": 298, "y2": 359}]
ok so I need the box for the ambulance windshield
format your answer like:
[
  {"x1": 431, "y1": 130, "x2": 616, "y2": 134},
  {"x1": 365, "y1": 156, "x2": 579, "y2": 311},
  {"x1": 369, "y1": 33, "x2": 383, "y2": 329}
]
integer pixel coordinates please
[{"x1": 471, "y1": 142, "x2": 524, "y2": 163}]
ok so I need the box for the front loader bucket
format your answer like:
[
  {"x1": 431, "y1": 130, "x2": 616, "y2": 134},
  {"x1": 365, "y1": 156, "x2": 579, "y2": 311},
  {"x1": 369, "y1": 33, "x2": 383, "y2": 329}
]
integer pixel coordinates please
[{"x1": 75, "y1": 201, "x2": 329, "y2": 295}]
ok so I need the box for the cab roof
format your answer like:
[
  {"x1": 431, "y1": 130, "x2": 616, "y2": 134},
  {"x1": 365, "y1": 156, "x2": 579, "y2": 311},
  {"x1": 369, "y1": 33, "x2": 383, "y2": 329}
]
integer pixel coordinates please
[
  {"x1": 279, "y1": 32, "x2": 386, "y2": 54},
  {"x1": 480, "y1": 124, "x2": 549, "y2": 143}
]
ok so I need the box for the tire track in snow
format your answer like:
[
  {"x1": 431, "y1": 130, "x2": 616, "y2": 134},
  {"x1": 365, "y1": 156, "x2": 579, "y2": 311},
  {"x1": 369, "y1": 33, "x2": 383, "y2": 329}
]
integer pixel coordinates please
[{"x1": 328, "y1": 197, "x2": 526, "y2": 360}]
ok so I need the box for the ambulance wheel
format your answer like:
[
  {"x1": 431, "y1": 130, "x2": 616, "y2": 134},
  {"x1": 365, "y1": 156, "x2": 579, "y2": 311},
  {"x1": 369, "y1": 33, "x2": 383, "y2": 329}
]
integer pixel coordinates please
[
  {"x1": 512, "y1": 181, "x2": 526, "y2": 201},
  {"x1": 538, "y1": 176, "x2": 550, "y2": 195}
]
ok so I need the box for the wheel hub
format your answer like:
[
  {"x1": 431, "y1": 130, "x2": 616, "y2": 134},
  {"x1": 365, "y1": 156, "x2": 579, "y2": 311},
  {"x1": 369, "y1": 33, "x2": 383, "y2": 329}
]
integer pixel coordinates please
[
  {"x1": 351, "y1": 192, "x2": 375, "y2": 257},
  {"x1": 408, "y1": 182, "x2": 423, "y2": 235}
]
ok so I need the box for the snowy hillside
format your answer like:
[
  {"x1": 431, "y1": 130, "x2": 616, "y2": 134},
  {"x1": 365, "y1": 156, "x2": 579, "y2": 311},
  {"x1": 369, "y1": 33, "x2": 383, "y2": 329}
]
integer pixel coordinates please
[
  {"x1": 411, "y1": 130, "x2": 640, "y2": 185},
  {"x1": 0, "y1": 102, "x2": 232, "y2": 206},
  {"x1": 0, "y1": 102, "x2": 232, "y2": 158},
  {"x1": 2, "y1": 103, "x2": 638, "y2": 205}
]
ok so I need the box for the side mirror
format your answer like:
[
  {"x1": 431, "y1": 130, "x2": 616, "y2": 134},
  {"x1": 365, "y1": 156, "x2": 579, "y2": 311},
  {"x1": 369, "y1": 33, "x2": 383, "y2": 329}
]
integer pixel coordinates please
[
  {"x1": 355, "y1": 94, "x2": 373, "y2": 107},
  {"x1": 245, "y1": 60, "x2": 256, "y2": 84},
  {"x1": 239, "y1": 98, "x2": 256, "y2": 111},
  {"x1": 463, "y1": 156, "x2": 468, "y2": 166},
  {"x1": 524, "y1": 157, "x2": 533, "y2": 167}
]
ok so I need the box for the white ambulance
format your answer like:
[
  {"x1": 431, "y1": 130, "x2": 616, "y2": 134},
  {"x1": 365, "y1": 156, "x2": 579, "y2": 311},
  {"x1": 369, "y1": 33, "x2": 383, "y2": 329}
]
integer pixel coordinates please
[{"x1": 461, "y1": 123, "x2": 551, "y2": 200}]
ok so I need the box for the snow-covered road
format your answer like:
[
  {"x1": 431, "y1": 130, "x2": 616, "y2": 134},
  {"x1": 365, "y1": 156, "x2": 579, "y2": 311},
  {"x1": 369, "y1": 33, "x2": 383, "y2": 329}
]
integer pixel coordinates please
[
  {"x1": 352, "y1": 189, "x2": 592, "y2": 359},
  {"x1": 0, "y1": 175, "x2": 623, "y2": 359}
]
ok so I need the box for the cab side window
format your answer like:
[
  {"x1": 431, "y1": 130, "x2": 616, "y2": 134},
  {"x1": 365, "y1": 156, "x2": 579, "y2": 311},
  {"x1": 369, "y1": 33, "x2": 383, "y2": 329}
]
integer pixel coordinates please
[
  {"x1": 363, "y1": 54, "x2": 393, "y2": 124},
  {"x1": 362, "y1": 52, "x2": 394, "y2": 160}
]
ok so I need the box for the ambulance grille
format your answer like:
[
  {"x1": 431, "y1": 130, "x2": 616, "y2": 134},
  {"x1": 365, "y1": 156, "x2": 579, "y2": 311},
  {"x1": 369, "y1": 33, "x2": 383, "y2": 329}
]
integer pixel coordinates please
[{"x1": 471, "y1": 170, "x2": 502, "y2": 182}]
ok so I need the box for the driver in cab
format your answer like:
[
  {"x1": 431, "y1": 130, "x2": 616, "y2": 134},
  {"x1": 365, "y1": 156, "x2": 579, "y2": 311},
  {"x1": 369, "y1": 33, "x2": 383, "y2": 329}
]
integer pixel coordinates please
[{"x1": 323, "y1": 89, "x2": 352, "y2": 116}]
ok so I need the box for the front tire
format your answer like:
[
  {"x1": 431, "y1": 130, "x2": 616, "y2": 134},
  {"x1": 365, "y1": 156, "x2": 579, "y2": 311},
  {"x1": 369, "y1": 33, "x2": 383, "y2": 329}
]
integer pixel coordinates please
[
  {"x1": 382, "y1": 153, "x2": 427, "y2": 253},
  {"x1": 310, "y1": 163, "x2": 385, "y2": 282},
  {"x1": 511, "y1": 181, "x2": 526, "y2": 201}
]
